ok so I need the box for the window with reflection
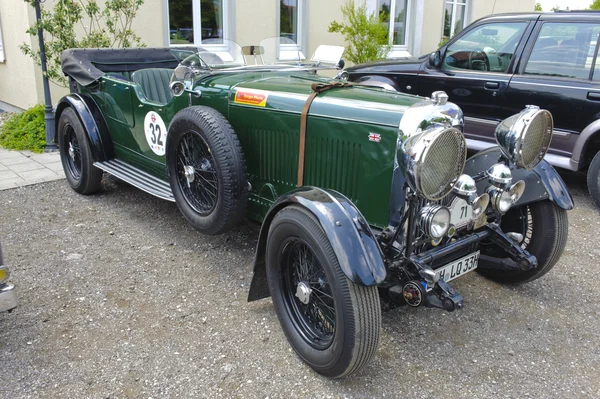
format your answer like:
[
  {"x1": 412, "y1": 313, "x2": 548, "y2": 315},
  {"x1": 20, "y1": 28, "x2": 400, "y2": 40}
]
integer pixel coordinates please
[
  {"x1": 378, "y1": 0, "x2": 408, "y2": 46},
  {"x1": 277, "y1": 0, "x2": 305, "y2": 60},
  {"x1": 280, "y1": 0, "x2": 298, "y2": 43},
  {"x1": 443, "y1": 0, "x2": 468, "y2": 42},
  {"x1": 525, "y1": 23, "x2": 600, "y2": 80},
  {"x1": 443, "y1": 22, "x2": 527, "y2": 73},
  {"x1": 168, "y1": 0, "x2": 224, "y2": 45}
]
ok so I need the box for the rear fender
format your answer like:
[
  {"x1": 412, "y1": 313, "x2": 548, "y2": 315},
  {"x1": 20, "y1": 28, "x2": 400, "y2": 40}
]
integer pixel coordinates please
[
  {"x1": 54, "y1": 93, "x2": 114, "y2": 162},
  {"x1": 248, "y1": 187, "x2": 387, "y2": 302},
  {"x1": 464, "y1": 147, "x2": 574, "y2": 210}
]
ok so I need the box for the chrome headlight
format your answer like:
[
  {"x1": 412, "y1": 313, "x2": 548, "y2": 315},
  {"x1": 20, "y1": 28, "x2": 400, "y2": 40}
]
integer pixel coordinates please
[
  {"x1": 401, "y1": 126, "x2": 467, "y2": 200},
  {"x1": 420, "y1": 205, "x2": 451, "y2": 239},
  {"x1": 452, "y1": 174, "x2": 477, "y2": 201},
  {"x1": 472, "y1": 193, "x2": 490, "y2": 219},
  {"x1": 508, "y1": 180, "x2": 526, "y2": 203},
  {"x1": 495, "y1": 105, "x2": 553, "y2": 170},
  {"x1": 486, "y1": 163, "x2": 512, "y2": 187},
  {"x1": 488, "y1": 188, "x2": 513, "y2": 213}
]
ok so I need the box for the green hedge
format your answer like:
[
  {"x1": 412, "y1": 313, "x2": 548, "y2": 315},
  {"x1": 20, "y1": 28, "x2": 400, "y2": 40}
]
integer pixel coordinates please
[{"x1": 0, "y1": 104, "x2": 47, "y2": 153}]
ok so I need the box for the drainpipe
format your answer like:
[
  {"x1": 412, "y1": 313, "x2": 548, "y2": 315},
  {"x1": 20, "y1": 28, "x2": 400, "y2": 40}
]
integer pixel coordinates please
[{"x1": 33, "y1": 0, "x2": 57, "y2": 152}]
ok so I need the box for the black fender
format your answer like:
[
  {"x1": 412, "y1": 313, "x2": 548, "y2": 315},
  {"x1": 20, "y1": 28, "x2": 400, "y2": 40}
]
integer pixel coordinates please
[
  {"x1": 464, "y1": 147, "x2": 574, "y2": 210},
  {"x1": 54, "y1": 93, "x2": 114, "y2": 161},
  {"x1": 247, "y1": 187, "x2": 387, "y2": 302}
]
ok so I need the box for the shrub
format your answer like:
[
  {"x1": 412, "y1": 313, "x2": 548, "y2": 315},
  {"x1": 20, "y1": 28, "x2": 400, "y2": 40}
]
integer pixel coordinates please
[
  {"x1": 0, "y1": 105, "x2": 46, "y2": 153},
  {"x1": 328, "y1": 1, "x2": 391, "y2": 64}
]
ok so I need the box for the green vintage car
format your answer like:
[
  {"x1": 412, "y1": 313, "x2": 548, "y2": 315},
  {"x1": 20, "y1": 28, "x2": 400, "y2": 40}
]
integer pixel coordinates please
[{"x1": 57, "y1": 40, "x2": 572, "y2": 378}]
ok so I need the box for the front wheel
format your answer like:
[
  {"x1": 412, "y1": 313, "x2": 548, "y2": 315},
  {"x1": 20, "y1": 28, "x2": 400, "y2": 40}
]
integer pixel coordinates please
[
  {"x1": 265, "y1": 206, "x2": 381, "y2": 378},
  {"x1": 587, "y1": 150, "x2": 600, "y2": 208},
  {"x1": 478, "y1": 200, "x2": 568, "y2": 284},
  {"x1": 166, "y1": 106, "x2": 247, "y2": 235}
]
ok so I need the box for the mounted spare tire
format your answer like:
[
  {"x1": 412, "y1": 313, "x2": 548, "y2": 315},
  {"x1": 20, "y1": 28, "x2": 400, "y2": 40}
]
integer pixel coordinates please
[{"x1": 166, "y1": 106, "x2": 248, "y2": 235}]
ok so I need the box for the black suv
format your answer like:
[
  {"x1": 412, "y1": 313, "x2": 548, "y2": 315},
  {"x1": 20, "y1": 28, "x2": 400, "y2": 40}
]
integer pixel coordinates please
[{"x1": 345, "y1": 11, "x2": 600, "y2": 206}]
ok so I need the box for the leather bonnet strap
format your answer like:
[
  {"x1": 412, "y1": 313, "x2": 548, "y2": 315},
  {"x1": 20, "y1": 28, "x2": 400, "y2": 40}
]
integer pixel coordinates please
[{"x1": 297, "y1": 81, "x2": 352, "y2": 187}]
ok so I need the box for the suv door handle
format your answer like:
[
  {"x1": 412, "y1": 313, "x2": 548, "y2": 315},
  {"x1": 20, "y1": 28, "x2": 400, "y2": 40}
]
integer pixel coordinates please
[
  {"x1": 587, "y1": 92, "x2": 600, "y2": 101},
  {"x1": 484, "y1": 82, "x2": 500, "y2": 90}
]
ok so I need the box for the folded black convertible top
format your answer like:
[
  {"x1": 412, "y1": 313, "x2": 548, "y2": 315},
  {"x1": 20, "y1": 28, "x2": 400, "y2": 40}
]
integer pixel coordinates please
[{"x1": 61, "y1": 47, "x2": 196, "y2": 86}]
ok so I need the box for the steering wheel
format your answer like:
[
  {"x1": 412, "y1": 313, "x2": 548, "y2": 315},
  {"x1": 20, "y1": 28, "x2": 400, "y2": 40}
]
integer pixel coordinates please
[{"x1": 468, "y1": 50, "x2": 490, "y2": 71}]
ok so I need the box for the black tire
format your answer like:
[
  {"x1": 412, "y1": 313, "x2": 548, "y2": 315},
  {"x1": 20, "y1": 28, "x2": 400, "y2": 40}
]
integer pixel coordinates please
[
  {"x1": 166, "y1": 106, "x2": 247, "y2": 235},
  {"x1": 265, "y1": 206, "x2": 381, "y2": 378},
  {"x1": 587, "y1": 151, "x2": 600, "y2": 208},
  {"x1": 478, "y1": 200, "x2": 568, "y2": 284},
  {"x1": 57, "y1": 107, "x2": 103, "y2": 194}
]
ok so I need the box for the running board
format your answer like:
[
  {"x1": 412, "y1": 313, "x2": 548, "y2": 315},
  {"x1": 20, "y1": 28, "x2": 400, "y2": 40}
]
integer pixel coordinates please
[{"x1": 94, "y1": 159, "x2": 175, "y2": 202}]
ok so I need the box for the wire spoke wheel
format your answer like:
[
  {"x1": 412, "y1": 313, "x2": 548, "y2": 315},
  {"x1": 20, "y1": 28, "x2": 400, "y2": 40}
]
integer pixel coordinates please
[
  {"x1": 265, "y1": 205, "x2": 381, "y2": 378},
  {"x1": 281, "y1": 238, "x2": 336, "y2": 349},
  {"x1": 166, "y1": 106, "x2": 247, "y2": 235},
  {"x1": 176, "y1": 131, "x2": 219, "y2": 216},
  {"x1": 57, "y1": 107, "x2": 102, "y2": 195}
]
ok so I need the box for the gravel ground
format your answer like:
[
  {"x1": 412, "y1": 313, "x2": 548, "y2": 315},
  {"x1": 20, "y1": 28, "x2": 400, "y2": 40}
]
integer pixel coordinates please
[{"x1": 1, "y1": 172, "x2": 599, "y2": 399}]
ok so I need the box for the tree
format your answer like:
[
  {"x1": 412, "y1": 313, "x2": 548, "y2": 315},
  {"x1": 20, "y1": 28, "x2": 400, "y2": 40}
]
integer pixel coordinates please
[
  {"x1": 590, "y1": 0, "x2": 600, "y2": 10},
  {"x1": 21, "y1": 0, "x2": 145, "y2": 86},
  {"x1": 535, "y1": 3, "x2": 543, "y2": 11},
  {"x1": 328, "y1": 1, "x2": 392, "y2": 64}
]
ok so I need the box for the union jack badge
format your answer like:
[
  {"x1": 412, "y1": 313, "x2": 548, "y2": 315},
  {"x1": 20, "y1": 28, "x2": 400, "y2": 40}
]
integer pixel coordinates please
[{"x1": 368, "y1": 133, "x2": 381, "y2": 142}]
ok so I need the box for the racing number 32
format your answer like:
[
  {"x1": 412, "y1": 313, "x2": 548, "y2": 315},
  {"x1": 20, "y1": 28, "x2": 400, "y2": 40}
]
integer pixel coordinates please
[
  {"x1": 144, "y1": 111, "x2": 168, "y2": 156},
  {"x1": 148, "y1": 122, "x2": 164, "y2": 146}
]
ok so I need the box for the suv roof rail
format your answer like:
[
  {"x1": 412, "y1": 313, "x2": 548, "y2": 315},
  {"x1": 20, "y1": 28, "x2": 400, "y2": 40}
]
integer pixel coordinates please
[{"x1": 553, "y1": 10, "x2": 600, "y2": 13}]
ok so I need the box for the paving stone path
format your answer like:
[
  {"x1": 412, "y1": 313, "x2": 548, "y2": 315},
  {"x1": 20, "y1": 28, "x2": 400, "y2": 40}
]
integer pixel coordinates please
[{"x1": 0, "y1": 148, "x2": 64, "y2": 191}]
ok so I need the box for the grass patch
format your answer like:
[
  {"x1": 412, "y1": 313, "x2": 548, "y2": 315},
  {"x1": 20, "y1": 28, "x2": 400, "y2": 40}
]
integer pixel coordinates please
[{"x1": 0, "y1": 104, "x2": 47, "y2": 153}]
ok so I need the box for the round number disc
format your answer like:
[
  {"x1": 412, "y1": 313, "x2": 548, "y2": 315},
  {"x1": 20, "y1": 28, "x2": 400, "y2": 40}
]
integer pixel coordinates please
[{"x1": 144, "y1": 111, "x2": 168, "y2": 156}]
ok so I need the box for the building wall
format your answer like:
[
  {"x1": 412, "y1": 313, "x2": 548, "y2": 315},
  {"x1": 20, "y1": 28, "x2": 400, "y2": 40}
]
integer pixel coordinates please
[
  {"x1": 0, "y1": 0, "x2": 536, "y2": 109},
  {"x1": 0, "y1": 2, "x2": 38, "y2": 110}
]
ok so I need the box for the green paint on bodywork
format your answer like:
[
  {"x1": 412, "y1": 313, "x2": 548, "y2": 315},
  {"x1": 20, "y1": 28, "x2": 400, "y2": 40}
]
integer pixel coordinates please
[{"x1": 82, "y1": 69, "x2": 423, "y2": 228}]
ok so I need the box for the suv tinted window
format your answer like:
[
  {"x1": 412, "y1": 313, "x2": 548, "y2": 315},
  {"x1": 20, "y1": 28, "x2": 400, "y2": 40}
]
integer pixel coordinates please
[
  {"x1": 443, "y1": 22, "x2": 527, "y2": 73},
  {"x1": 525, "y1": 23, "x2": 600, "y2": 80}
]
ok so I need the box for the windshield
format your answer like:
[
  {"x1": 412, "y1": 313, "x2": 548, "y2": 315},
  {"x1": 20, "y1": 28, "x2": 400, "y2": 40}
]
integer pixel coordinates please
[{"x1": 170, "y1": 37, "x2": 345, "y2": 82}]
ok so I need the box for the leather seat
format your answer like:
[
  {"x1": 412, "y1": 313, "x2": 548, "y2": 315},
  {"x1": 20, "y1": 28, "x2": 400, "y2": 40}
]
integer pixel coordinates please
[{"x1": 131, "y1": 68, "x2": 174, "y2": 105}]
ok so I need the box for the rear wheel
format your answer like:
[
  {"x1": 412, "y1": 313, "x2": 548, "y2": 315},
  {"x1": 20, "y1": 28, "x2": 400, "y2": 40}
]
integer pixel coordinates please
[
  {"x1": 266, "y1": 206, "x2": 381, "y2": 378},
  {"x1": 58, "y1": 107, "x2": 102, "y2": 194},
  {"x1": 478, "y1": 200, "x2": 568, "y2": 284},
  {"x1": 587, "y1": 150, "x2": 600, "y2": 208}
]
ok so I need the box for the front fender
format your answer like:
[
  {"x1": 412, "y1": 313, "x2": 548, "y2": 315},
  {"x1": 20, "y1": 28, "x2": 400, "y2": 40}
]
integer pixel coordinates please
[
  {"x1": 54, "y1": 93, "x2": 114, "y2": 162},
  {"x1": 464, "y1": 147, "x2": 574, "y2": 210},
  {"x1": 248, "y1": 187, "x2": 387, "y2": 302}
]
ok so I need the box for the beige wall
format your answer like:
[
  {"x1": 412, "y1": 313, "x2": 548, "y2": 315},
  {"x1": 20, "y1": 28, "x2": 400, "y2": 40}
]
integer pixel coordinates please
[
  {"x1": 235, "y1": 0, "x2": 278, "y2": 47},
  {"x1": 0, "y1": 2, "x2": 39, "y2": 110},
  {"x1": 133, "y1": 0, "x2": 168, "y2": 47},
  {"x1": 306, "y1": 1, "x2": 345, "y2": 59},
  {"x1": 0, "y1": 0, "x2": 538, "y2": 109}
]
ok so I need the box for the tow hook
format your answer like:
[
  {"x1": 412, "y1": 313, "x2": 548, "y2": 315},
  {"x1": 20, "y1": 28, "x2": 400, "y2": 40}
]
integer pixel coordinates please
[{"x1": 427, "y1": 279, "x2": 464, "y2": 312}]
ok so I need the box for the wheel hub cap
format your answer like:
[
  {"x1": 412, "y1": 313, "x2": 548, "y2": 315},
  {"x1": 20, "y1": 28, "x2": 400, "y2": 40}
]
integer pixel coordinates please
[
  {"x1": 183, "y1": 165, "x2": 195, "y2": 188},
  {"x1": 295, "y1": 281, "x2": 312, "y2": 305},
  {"x1": 68, "y1": 143, "x2": 75, "y2": 160}
]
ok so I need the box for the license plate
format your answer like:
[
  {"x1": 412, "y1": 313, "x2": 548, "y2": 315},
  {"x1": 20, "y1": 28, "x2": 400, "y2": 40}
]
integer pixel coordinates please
[
  {"x1": 435, "y1": 251, "x2": 480, "y2": 283},
  {"x1": 449, "y1": 197, "x2": 473, "y2": 229}
]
